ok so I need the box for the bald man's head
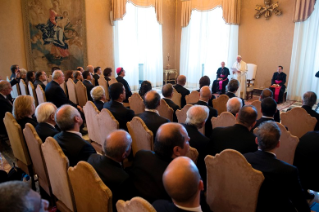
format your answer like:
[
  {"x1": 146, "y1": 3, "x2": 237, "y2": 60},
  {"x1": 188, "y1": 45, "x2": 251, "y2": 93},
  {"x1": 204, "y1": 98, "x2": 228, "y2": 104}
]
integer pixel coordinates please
[
  {"x1": 199, "y1": 86, "x2": 212, "y2": 101},
  {"x1": 144, "y1": 90, "x2": 161, "y2": 109},
  {"x1": 104, "y1": 130, "x2": 132, "y2": 162},
  {"x1": 177, "y1": 75, "x2": 186, "y2": 86},
  {"x1": 237, "y1": 105, "x2": 257, "y2": 129},
  {"x1": 163, "y1": 157, "x2": 202, "y2": 204},
  {"x1": 162, "y1": 84, "x2": 174, "y2": 98},
  {"x1": 86, "y1": 65, "x2": 94, "y2": 73},
  {"x1": 227, "y1": 97, "x2": 242, "y2": 115},
  {"x1": 155, "y1": 123, "x2": 189, "y2": 159},
  {"x1": 55, "y1": 105, "x2": 82, "y2": 131},
  {"x1": 0, "y1": 80, "x2": 12, "y2": 95},
  {"x1": 260, "y1": 88, "x2": 273, "y2": 100}
]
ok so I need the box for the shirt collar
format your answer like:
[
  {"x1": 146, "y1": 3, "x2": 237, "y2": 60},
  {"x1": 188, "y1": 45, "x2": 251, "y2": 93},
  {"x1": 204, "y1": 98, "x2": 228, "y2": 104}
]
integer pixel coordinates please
[
  {"x1": 114, "y1": 100, "x2": 123, "y2": 105},
  {"x1": 0, "y1": 93, "x2": 7, "y2": 99},
  {"x1": 46, "y1": 122, "x2": 56, "y2": 128},
  {"x1": 198, "y1": 99, "x2": 208, "y2": 104},
  {"x1": 66, "y1": 130, "x2": 82, "y2": 137},
  {"x1": 261, "y1": 116, "x2": 274, "y2": 119},
  {"x1": 145, "y1": 108, "x2": 159, "y2": 115},
  {"x1": 258, "y1": 149, "x2": 276, "y2": 157},
  {"x1": 84, "y1": 79, "x2": 92, "y2": 83},
  {"x1": 175, "y1": 204, "x2": 202, "y2": 212}
]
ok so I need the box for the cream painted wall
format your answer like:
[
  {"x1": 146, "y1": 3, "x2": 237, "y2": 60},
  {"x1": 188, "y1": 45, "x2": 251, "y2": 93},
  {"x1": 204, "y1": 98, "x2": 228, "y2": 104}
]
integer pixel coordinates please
[
  {"x1": 0, "y1": 0, "x2": 27, "y2": 78},
  {"x1": 239, "y1": 0, "x2": 295, "y2": 89}
]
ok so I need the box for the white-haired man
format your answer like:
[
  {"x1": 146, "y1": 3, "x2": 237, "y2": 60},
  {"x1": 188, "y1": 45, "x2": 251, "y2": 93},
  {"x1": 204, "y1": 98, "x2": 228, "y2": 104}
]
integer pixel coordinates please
[
  {"x1": 54, "y1": 105, "x2": 96, "y2": 166},
  {"x1": 90, "y1": 86, "x2": 107, "y2": 111},
  {"x1": 35, "y1": 102, "x2": 59, "y2": 142},
  {"x1": 227, "y1": 97, "x2": 242, "y2": 116},
  {"x1": 232, "y1": 55, "x2": 247, "y2": 99},
  {"x1": 182, "y1": 105, "x2": 210, "y2": 187}
]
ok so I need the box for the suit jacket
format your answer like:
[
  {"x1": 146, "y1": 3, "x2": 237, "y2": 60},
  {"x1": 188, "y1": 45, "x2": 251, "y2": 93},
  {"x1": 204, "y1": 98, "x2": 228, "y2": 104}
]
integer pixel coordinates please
[
  {"x1": 93, "y1": 74, "x2": 100, "y2": 86},
  {"x1": 137, "y1": 111, "x2": 170, "y2": 138},
  {"x1": 116, "y1": 76, "x2": 132, "y2": 102},
  {"x1": 274, "y1": 109, "x2": 280, "y2": 122},
  {"x1": 245, "y1": 151, "x2": 310, "y2": 212},
  {"x1": 93, "y1": 100, "x2": 104, "y2": 111},
  {"x1": 209, "y1": 124, "x2": 257, "y2": 156},
  {"x1": 163, "y1": 98, "x2": 180, "y2": 122},
  {"x1": 153, "y1": 200, "x2": 195, "y2": 212},
  {"x1": 83, "y1": 80, "x2": 94, "y2": 101},
  {"x1": 182, "y1": 123, "x2": 209, "y2": 185},
  {"x1": 45, "y1": 81, "x2": 77, "y2": 108},
  {"x1": 103, "y1": 100, "x2": 135, "y2": 131},
  {"x1": 173, "y1": 84, "x2": 190, "y2": 108},
  {"x1": 226, "y1": 92, "x2": 245, "y2": 106},
  {"x1": 302, "y1": 105, "x2": 319, "y2": 131},
  {"x1": 35, "y1": 122, "x2": 59, "y2": 142},
  {"x1": 17, "y1": 117, "x2": 38, "y2": 130},
  {"x1": 195, "y1": 100, "x2": 217, "y2": 137},
  {"x1": 87, "y1": 154, "x2": 136, "y2": 210},
  {"x1": 0, "y1": 94, "x2": 13, "y2": 135},
  {"x1": 53, "y1": 131, "x2": 96, "y2": 167},
  {"x1": 33, "y1": 79, "x2": 45, "y2": 90},
  {"x1": 294, "y1": 131, "x2": 319, "y2": 191},
  {"x1": 127, "y1": 150, "x2": 172, "y2": 203}
]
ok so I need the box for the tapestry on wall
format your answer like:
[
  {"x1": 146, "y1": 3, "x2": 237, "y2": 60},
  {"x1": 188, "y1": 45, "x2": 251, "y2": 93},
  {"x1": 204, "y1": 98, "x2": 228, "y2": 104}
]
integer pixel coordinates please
[{"x1": 22, "y1": 0, "x2": 88, "y2": 72}]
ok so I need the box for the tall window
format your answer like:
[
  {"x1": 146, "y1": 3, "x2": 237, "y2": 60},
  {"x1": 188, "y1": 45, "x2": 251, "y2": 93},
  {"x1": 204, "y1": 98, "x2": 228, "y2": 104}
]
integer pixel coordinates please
[
  {"x1": 114, "y1": 2, "x2": 163, "y2": 91},
  {"x1": 180, "y1": 7, "x2": 238, "y2": 88},
  {"x1": 287, "y1": 4, "x2": 319, "y2": 101}
]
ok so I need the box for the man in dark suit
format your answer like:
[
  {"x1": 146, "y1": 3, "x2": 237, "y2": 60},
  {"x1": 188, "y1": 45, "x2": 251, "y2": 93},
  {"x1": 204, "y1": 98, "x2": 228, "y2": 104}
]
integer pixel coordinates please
[
  {"x1": 226, "y1": 97, "x2": 242, "y2": 116},
  {"x1": 137, "y1": 90, "x2": 170, "y2": 137},
  {"x1": 90, "y1": 86, "x2": 107, "y2": 111},
  {"x1": 88, "y1": 130, "x2": 136, "y2": 211},
  {"x1": 226, "y1": 79, "x2": 245, "y2": 106},
  {"x1": 153, "y1": 157, "x2": 204, "y2": 212},
  {"x1": 116, "y1": 67, "x2": 132, "y2": 103},
  {"x1": 162, "y1": 84, "x2": 180, "y2": 122},
  {"x1": 301, "y1": 91, "x2": 319, "y2": 131},
  {"x1": 174, "y1": 75, "x2": 190, "y2": 108},
  {"x1": 182, "y1": 105, "x2": 209, "y2": 186},
  {"x1": 93, "y1": 66, "x2": 101, "y2": 86},
  {"x1": 45, "y1": 70, "x2": 82, "y2": 110},
  {"x1": 209, "y1": 105, "x2": 258, "y2": 156},
  {"x1": 244, "y1": 121, "x2": 310, "y2": 212},
  {"x1": 0, "y1": 81, "x2": 13, "y2": 137},
  {"x1": 294, "y1": 131, "x2": 319, "y2": 196},
  {"x1": 103, "y1": 82, "x2": 135, "y2": 131},
  {"x1": 82, "y1": 71, "x2": 94, "y2": 101},
  {"x1": 259, "y1": 88, "x2": 280, "y2": 122},
  {"x1": 35, "y1": 102, "x2": 59, "y2": 142},
  {"x1": 253, "y1": 97, "x2": 277, "y2": 130},
  {"x1": 194, "y1": 86, "x2": 217, "y2": 137},
  {"x1": 54, "y1": 105, "x2": 96, "y2": 167},
  {"x1": 73, "y1": 70, "x2": 83, "y2": 84},
  {"x1": 33, "y1": 71, "x2": 47, "y2": 90},
  {"x1": 128, "y1": 123, "x2": 190, "y2": 203}
]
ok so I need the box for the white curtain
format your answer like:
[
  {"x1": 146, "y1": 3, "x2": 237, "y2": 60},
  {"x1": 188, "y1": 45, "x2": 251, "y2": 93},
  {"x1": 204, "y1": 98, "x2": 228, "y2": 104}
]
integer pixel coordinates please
[
  {"x1": 114, "y1": 2, "x2": 163, "y2": 90},
  {"x1": 180, "y1": 7, "x2": 238, "y2": 89},
  {"x1": 287, "y1": 4, "x2": 319, "y2": 101}
]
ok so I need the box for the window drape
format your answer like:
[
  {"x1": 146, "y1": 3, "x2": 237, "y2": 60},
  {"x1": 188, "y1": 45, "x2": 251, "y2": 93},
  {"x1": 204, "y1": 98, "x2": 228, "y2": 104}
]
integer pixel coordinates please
[
  {"x1": 180, "y1": 7, "x2": 238, "y2": 89},
  {"x1": 112, "y1": 0, "x2": 162, "y2": 24},
  {"x1": 293, "y1": 0, "x2": 316, "y2": 22},
  {"x1": 287, "y1": 4, "x2": 319, "y2": 101},
  {"x1": 181, "y1": 0, "x2": 241, "y2": 27},
  {"x1": 113, "y1": 2, "x2": 163, "y2": 90}
]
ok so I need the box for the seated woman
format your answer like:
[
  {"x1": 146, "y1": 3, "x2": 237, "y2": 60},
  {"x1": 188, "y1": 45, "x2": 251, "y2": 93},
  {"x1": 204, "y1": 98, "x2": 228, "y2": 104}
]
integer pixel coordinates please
[
  {"x1": 139, "y1": 81, "x2": 152, "y2": 98},
  {"x1": 90, "y1": 86, "x2": 107, "y2": 111},
  {"x1": 198, "y1": 76, "x2": 215, "y2": 107},
  {"x1": 13, "y1": 95, "x2": 38, "y2": 129},
  {"x1": 212, "y1": 62, "x2": 230, "y2": 94},
  {"x1": 270, "y1": 66, "x2": 286, "y2": 103}
]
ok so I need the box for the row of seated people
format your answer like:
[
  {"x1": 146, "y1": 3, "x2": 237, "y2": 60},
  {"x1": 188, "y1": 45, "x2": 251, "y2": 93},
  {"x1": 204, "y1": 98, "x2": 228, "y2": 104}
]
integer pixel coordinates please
[{"x1": 0, "y1": 98, "x2": 316, "y2": 212}]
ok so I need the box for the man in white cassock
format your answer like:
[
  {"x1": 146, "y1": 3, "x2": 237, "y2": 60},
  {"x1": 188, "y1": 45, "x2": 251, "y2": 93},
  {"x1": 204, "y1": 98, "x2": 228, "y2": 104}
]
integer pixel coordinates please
[{"x1": 232, "y1": 55, "x2": 248, "y2": 99}]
